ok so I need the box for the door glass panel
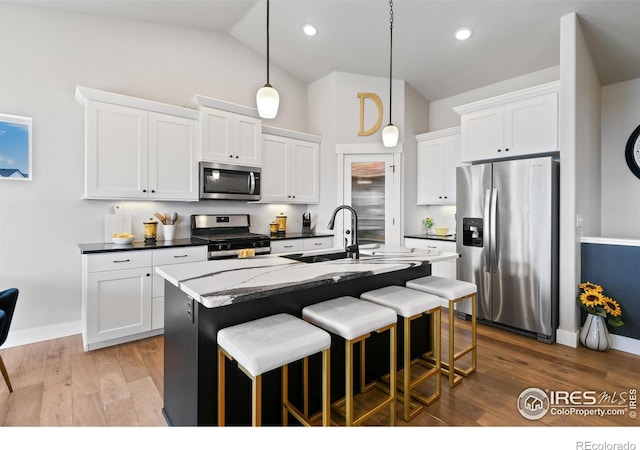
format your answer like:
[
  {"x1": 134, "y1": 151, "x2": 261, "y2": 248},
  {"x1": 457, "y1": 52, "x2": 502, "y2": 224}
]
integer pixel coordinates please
[{"x1": 350, "y1": 162, "x2": 385, "y2": 244}]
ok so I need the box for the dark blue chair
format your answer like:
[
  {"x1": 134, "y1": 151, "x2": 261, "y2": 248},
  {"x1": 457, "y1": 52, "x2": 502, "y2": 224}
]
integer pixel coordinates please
[{"x1": 0, "y1": 288, "x2": 19, "y2": 393}]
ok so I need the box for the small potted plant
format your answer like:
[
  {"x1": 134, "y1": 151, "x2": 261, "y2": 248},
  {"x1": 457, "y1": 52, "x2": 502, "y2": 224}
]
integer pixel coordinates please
[
  {"x1": 577, "y1": 281, "x2": 624, "y2": 351},
  {"x1": 424, "y1": 217, "x2": 433, "y2": 234}
]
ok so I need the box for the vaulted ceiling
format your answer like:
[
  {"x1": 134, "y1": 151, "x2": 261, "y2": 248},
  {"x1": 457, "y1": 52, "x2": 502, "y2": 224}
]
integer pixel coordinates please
[{"x1": 9, "y1": 0, "x2": 640, "y2": 101}]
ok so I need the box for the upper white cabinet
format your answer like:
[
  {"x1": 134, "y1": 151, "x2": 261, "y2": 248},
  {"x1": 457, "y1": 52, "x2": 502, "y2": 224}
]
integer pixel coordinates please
[
  {"x1": 76, "y1": 87, "x2": 199, "y2": 201},
  {"x1": 188, "y1": 96, "x2": 262, "y2": 167},
  {"x1": 416, "y1": 127, "x2": 461, "y2": 205},
  {"x1": 261, "y1": 126, "x2": 321, "y2": 204},
  {"x1": 454, "y1": 81, "x2": 559, "y2": 163}
]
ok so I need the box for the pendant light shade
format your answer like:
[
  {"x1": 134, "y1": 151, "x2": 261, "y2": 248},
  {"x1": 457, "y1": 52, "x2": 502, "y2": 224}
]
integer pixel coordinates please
[
  {"x1": 256, "y1": 85, "x2": 279, "y2": 119},
  {"x1": 382, "y1": 123, "x2": 399, "y2": 147},
  {"x1": 257, "y1": 0, "x2": 279, "y2": 119},
  {"x1": 383, "y1": 0, "x2": 398, "y2": 148}
]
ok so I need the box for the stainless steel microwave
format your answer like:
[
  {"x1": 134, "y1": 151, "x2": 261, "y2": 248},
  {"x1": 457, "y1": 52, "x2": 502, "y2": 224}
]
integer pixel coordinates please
[{"x1": 199, "y1": 161, "x2": 261, "y2": 201}]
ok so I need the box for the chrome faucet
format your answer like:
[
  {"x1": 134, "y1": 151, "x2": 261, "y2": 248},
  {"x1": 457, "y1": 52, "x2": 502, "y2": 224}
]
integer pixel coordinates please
[{"x1": 327, "y1": 205, "x2": 360, "y2": 260}]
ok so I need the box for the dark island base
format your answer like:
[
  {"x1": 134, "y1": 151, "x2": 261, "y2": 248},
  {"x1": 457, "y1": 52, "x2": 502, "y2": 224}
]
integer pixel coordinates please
[{"x1": 162, "y1": 263, "x2": 431, "y2": 426}]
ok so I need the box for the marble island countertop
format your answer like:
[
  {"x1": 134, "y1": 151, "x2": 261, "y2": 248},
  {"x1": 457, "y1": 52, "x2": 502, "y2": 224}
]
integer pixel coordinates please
[{"x1": 155, "y1": 245, "x2": 459, "y2": 309}]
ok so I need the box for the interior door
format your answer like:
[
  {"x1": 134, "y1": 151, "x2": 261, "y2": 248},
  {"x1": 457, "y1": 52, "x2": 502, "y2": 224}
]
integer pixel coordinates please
[{"x1": 342, "y1": 154, "x2": 399, "y2": 246}]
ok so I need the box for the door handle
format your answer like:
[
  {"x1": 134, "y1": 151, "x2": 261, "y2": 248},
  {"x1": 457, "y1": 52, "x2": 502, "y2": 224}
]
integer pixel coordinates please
[
  {"x1": 248, "y1": 172, "x2": 256, "y2": 194},
  {"x1": 483, "y1": 189, "x2": 491, "y2": 272},
  {"x1": 490, "y1": 188, "x2": 498, "y2": 272}
]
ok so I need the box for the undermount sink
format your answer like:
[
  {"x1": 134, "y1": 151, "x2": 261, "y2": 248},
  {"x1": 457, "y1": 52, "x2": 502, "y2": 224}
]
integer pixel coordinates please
[{"x1": 281, "y1": 251, "x2": 349, "y2": 263}]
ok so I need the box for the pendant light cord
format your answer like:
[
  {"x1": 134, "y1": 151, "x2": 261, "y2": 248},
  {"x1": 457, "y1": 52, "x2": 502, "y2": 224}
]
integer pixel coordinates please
[
  {"x1": 266, "y1": 0, "x2": 271, "y2": 86},
  {"x1": 388, "y1": 0, "x2": 394, "y2": 125}
]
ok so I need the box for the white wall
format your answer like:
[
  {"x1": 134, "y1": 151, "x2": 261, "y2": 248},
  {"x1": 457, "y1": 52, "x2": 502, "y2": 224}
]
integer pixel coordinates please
[
  {"x1": 307, "y1": 71, "x2": 410, "y2": 244},
  {"x1": 0, "y1": 4, "x2": 311, "y2": 346},
  {"x1": 601, "y1": 77, "x2": 640, "y2": 238},
  {"x1": 556, "y1": 12, "x2": 602, "y2": 348},
  {"x1": 429, "y1": 66, "x2": 560, "y2": 131}
]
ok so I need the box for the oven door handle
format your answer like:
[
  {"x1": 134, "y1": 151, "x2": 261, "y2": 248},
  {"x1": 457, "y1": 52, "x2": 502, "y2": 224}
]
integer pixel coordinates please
[{"x1": 248, "y1": 172, "x2": 256, "y2": 195}]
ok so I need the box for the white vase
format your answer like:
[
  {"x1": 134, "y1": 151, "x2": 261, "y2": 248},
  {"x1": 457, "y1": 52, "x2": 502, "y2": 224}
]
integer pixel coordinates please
[{"x1": 579, "y1": 313, "x2": 610, "y2": 351}]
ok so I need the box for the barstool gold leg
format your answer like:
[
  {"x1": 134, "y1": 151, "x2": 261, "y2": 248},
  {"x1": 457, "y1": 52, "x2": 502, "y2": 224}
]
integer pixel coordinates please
[
  {"x1": 252, "y1": 375, "x2": 262, "y2": 426},
  {"x1": 322, "y1": 348, "x2": 331, "y2": 427},
  {"x1": 218, "y1": 347, "x2": 226, "y2": 426},
  {"x1": 389, "y1": 323, "x2": 396, "y2": 426},
  {"x1": 345, "y1": 339, "x2": 354, "y2": 426},
  {"x1": 282, "y1": 363, "x2": 289, "y2": 425}
]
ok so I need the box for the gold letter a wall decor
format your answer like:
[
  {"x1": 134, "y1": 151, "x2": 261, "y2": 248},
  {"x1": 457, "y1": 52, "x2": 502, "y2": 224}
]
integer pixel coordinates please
[{"x1": 357, "y1": 92, "x2": 383, "y2": 136}]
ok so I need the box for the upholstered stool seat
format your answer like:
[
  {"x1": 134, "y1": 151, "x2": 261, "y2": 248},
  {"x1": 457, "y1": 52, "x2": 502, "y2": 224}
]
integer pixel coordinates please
[
  {"x1": 406, "y1": 276, "x2": 477, "y2": 387},
  {"x1": 360, "y1": 285, "x2": 442, "y2": 421},
  {"x1": 217, "y1": 313, "x2": 331, "y2": 426},
  {"x1": 302, "y1": 296, "x2": 397, "y2": 426}
]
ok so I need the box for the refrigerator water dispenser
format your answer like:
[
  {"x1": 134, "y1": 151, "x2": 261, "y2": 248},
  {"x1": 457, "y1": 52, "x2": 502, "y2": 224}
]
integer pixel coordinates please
[{"x1": 462, "y1": 218, "x2": 483, "y2": 247}]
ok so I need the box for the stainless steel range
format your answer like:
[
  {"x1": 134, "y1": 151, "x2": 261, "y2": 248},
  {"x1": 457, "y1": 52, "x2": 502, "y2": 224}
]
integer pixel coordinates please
[{"x1": 190, "y1": 214, "x2": 271, "y2": 260}]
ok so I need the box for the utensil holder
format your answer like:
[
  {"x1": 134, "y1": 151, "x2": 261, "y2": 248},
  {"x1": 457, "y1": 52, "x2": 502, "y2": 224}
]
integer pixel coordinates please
[{"x1": 164, "y1": 224, "x2": 175, "y2": 241}]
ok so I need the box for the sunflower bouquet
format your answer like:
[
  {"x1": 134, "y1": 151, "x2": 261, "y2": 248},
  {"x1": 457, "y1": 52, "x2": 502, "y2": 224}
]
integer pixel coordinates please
[{"x1": 577, "y1": 282, "x2": 624, "y2": 327}]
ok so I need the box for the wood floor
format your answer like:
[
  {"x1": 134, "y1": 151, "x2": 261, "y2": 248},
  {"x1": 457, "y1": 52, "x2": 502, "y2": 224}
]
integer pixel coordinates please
[{"x1": 0, "y1": 316, "x2": 638, "y2": 427}]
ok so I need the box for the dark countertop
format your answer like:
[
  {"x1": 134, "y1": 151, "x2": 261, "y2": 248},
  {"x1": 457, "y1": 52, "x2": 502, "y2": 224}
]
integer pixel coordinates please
[
  {"x1": 269, "y1": 231, "x2": 334, "y2": 241},
  {"x1": 405, "y1": 233, "x2": 457, "y2": 243},
  {"x1": 79, "y1": 238, "x2": 206, "y2": 254}
]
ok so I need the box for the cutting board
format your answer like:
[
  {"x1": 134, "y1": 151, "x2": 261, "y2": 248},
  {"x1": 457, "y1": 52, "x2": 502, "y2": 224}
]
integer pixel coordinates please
[{"x1": 104, "y1": 206, "x2": 132, "y2": 242}]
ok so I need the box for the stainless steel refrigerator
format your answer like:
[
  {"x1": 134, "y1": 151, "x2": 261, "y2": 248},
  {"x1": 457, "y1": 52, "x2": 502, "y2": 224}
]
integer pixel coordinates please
[{"x1": 456, "y1": 156, "x2": 559, "y2": 343}]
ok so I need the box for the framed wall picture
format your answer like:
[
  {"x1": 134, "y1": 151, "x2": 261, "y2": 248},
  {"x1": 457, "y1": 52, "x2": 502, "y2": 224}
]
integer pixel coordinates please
[{"x1": 0, "y1": 113, "x2": 32, "y2": 181}]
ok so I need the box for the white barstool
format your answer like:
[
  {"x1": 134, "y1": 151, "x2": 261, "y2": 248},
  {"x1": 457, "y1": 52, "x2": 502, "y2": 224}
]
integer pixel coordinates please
[
  {"x1": 360, "y1": 285, "x2": 442, "y2": 421},
  {"x1": 217, "y1": 313, "x2": 331, "y2": 426},
  {"x1": 406, "y1": 276, "x2": 477, "y2": 388},
  {"x1": 302, "y1": 296, "x2": 397, "y2": 426}
]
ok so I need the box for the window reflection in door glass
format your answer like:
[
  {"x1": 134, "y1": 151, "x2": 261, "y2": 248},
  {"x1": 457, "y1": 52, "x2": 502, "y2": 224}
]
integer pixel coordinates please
[{"x1": 351, "y1": 162, "x2": 385, "y2": 244}]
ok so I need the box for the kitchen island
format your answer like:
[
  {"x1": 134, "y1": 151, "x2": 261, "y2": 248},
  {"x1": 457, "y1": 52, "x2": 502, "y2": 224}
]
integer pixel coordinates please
[{"x1": 156, "y1": 246, "x2": 458, "y2": 426}]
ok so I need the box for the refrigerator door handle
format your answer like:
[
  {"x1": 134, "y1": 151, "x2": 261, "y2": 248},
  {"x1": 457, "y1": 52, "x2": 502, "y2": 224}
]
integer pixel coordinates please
[
  {"x1": 490, "y1": 188, "x2": 498, "y2": 272},
  {"x1": 483, "y1": 189, "x2": 492, "y2": 272}
]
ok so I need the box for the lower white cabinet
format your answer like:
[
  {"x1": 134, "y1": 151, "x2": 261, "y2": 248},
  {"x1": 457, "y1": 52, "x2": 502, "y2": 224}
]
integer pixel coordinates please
[
  {"x1": 82, "y1": 245, "x2": 206, "y2": 351},
  {"x1": 270, "y1": 236, "x2": 334, "y2": 254},
  {"x1": 404, "y1": 238, "x2": 457, "y2": 279}
]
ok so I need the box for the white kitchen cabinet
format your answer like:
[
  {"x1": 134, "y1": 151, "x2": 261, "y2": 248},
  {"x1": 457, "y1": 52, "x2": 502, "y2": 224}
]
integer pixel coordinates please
[
  {"x1": 82, "y1": 245, "x2": 206, "y2": 351},
  {"x1": 151, "y1": 246, "x2": 208, "y2": 330},
  {"x1": 416, "y1": 127, "x2": 461, "y2": 205},
  {"x1": 404, "y1": 238, "x2": 457, "y2": 279},
  {"x1": 77, "y1": 87, "x2": 199, "y2": 201},
  {"x1": 455, "y1": 81, "x2": 559, "y2": 163},
  {"x1": 270, "y1": 239, "x2": 304, "y2": 254},
  {"x1": 302, "y1": 236, "x2": 334, "y2": 251},
  {"x1": 83, "y1": 250, "x2": 154, "y2": 351},
  {"x1": 261, "y1": 127, "x2": 321, "y2": 204},
  {"x1": 198, "y1": 107, "x2": 262, "y2": 166},
  {"x1": 270, "y1": 236, "x2": 334, "y2": 254}
]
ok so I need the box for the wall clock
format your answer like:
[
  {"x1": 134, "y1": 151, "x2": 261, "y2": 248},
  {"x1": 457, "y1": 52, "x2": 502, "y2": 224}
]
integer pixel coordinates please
[{"x1": 626, "y1": 124, "x2": 640, "y2": 179}]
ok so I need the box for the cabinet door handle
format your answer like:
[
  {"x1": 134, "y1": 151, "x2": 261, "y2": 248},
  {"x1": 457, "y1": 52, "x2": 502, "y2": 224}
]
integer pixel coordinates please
[
  {"x1": 497, "y1": 149, "x2": 502, "y2": 152},
  {"x1": 146, "y1": 273, "x2": 151, "y2": 277},
  {"x1": 505, "y1": 148, "x2": 509, "y2": 152},
  {"x1": 142, "y1": 189, "x2": 147, "y2": 193},
  {"x1": 427, "y1": 246, "x2": 437, "y2": 249},
  {"x1": 314, "y1": 242, "x2": 323, "y2": 246},
  {"x1": 151, "y1": 190, "x2": 155, "y2": 193},
  {"x1": 113, "y1": 259, "x2": 131, "y2": 263},
  {"x1": 173, "y1": 254, "x2": 188, "y2": 258},
  {"x1": 284, "y1": 245, "x2": 294, "y2": 248}
]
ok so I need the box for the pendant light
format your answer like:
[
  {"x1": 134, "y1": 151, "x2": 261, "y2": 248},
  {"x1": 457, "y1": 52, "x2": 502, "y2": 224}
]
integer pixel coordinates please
[
  {"x1": 256, "y1": 0, "x2": 279, "y2": 119},
  {"x1": 382, "y1": 0, "x2": 399, "y2": 147}
]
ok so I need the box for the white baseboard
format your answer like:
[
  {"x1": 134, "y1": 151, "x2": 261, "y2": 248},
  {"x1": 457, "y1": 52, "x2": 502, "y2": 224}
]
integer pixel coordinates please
[
  {"x1": 556, "y1": 327, "x2": 579, "y2": 348},
  {"x1": 610, "y1": 334, "x2": 640, "y2": 355},
  {"x1": 2, "y1": 321, "x2": 81, "y2": 348},
  {"x1": 556, "y1": 327, "x2": 639, "y2": 355}
]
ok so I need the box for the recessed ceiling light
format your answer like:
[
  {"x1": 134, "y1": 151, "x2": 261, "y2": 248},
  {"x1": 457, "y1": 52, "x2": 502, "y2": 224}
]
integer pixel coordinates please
[
  {"x1": 454, "y1": 27, "x2": 472, "y2": 41},
  {"x1": 303, "y1": 24, "x2": 317, "y2": 36}
]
